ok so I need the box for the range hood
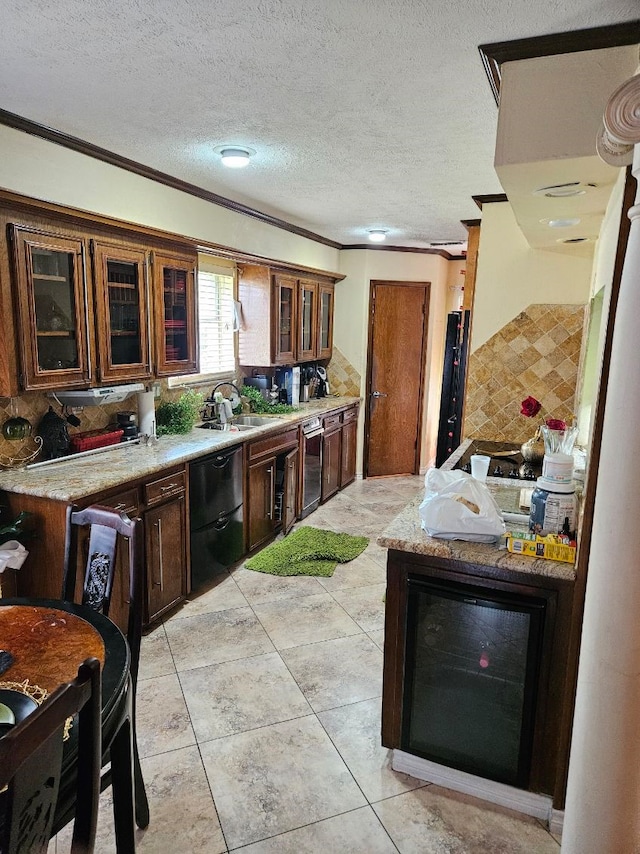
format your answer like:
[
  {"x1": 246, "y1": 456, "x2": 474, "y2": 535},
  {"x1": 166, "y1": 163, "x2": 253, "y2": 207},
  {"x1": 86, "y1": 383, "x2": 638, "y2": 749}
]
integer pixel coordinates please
[{"x1": 48, "y1": 383, "x2": 145, "y2": 407}]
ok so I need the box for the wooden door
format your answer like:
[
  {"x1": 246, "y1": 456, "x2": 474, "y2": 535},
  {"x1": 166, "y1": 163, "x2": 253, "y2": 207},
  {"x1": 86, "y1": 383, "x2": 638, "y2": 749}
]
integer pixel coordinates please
[
  {"x1": 91, "y1": 240, "x2": 152, "y2": 383},
  {"x1": 364, "y1": 281, "x2": 429, "y2": 477},
  {"x1": 298, "y1": 279, "x2": 318, "y2": 362}
]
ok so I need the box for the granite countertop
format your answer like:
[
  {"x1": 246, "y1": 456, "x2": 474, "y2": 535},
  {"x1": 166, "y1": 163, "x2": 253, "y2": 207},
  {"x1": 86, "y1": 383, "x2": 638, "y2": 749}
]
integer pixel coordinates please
[
  {"x1": 377, "y1": 482, "x2": 576, "y2": 583},
  {"x1": 0, "y1": 396, "x2": 360, "y2": 503}
]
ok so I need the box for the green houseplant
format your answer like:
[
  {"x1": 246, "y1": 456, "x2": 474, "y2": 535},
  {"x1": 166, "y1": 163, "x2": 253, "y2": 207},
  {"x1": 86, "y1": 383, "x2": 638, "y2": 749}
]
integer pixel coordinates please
[{"x1": 155, "y1": 389, "x2": 204, "y2": 436}]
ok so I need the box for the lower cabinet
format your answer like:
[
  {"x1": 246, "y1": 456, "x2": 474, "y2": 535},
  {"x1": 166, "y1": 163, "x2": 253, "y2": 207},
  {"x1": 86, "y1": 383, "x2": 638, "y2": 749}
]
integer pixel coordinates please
[
  {"x1": 340, "y1": 406, "x2": 358, "y2": 488},
  {"x1": 246, "y1": 429, "x2": 299, "y2": 552},
  {"x1": 142, "y1": 469, "x2": 188, "y2": 624},
  {"x1": 322, "y1": 420, "x2": 342, "y2": 502},
  {"x1": 322, "y1": 404, "x2": 359, "y2": 501}
]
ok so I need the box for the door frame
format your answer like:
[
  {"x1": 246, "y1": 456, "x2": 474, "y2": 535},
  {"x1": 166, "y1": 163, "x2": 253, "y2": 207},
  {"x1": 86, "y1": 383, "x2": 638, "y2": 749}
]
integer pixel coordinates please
[{"x1": 363, "y1": 279, "x2": 430, "y2": 478}]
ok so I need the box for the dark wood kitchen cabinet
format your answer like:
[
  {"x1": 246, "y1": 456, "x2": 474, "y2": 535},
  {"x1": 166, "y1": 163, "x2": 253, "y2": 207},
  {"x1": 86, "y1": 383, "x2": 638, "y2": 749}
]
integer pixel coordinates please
[
  {"x1": 1, "y1": 199, "x2": 199, "y2": 395},
  {"x1": 321, "y1": 413, "x2": 342, "y2": 502},
  {"x1": 317, "y1": 282, "x2": 334, "y2": 360},
  {"x1": 340, "y1": 405, "x2": 358, "y2": 488},
  {"x1": 298, "y1": 278, "x2": 318, "y2": 362},
  {"x1": 91, "y1": 239, "x2": 152, "y2": 383},
  {"x1": 246, "y1": 428, "x2": 299, "y2": 551},
  {"x1": 151, "y1": 248, "x2": 198, "y2": 376},
  {"x1": 143, "y1": 469, "x2": 188, "y2": 624},
  {"x1": 237, "y1": 263, "x2": 338, "y2": 367},
  {"x1": 10, "y1": 225, "x2": 92, "y2": 390}
]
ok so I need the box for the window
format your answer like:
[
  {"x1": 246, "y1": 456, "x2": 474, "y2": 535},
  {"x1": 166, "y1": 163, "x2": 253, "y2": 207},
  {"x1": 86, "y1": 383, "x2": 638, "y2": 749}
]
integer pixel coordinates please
[
  {"x1": 198, "y1": 268, "x2": 235, "y2": 376},
  {"x1": 170, "y1": 256, "x2": 236, "y2": 385}
]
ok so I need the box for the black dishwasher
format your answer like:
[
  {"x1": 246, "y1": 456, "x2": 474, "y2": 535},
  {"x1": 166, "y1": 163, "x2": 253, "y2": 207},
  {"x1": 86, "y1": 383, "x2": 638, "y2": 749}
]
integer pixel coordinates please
[{"x1": 189, "y1": 445, "x2": 244, "y2": 589}]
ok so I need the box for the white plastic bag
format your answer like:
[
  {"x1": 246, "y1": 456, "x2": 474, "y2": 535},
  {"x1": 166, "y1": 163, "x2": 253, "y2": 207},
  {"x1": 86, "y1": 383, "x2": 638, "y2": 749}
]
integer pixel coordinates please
[
  {"x1": 419, "y1": 468, "x2": 505, "y2": 543},
  {"x1": 0, "y1": 540, "x2": 28, "y2": 573}
]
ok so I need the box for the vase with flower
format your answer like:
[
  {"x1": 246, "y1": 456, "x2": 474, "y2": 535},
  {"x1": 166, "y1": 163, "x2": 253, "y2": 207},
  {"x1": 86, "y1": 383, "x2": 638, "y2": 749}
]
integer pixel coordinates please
[{"x1": 520, "y1": 396, "x2": 578, "y2": 484}]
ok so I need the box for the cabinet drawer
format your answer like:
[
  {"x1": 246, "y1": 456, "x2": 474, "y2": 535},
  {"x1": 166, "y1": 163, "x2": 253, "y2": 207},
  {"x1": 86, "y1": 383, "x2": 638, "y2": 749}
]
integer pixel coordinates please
[
  {"x1": 323, "y1": 413, "x2": 341, "y2": 431},
  {"x1": 247, "y1": 428, "x2": 299, "y2": 461},
  {"x1": 342, "y1": 406, "x2": 358, "y2": 424},
  {"x1": 102, "y1": 488, "x2": 139, "y2": 517},
  {"x1": 144, "y1": 470, "x2": 186, "y2": 506}
]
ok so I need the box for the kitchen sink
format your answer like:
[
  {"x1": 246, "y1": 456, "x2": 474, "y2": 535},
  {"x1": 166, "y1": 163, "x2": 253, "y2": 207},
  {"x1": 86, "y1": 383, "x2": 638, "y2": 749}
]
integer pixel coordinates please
[
  {"x1": 231, "y1": 416, "x2": 284, "y2": 426},
  {"x1": 197, "y1": 422, "x2": 255, "y2": 432}
]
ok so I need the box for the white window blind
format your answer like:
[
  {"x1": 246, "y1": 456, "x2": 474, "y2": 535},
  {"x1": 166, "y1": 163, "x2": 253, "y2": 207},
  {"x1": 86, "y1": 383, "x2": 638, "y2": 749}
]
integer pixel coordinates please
[{"x1": 198, "y1": 270, "x2": 235, "y2": 375}]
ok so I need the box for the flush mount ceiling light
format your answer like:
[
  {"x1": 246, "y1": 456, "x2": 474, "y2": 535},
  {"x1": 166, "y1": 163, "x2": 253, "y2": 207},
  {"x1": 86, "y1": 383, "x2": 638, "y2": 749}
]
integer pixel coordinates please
[
  {"x1": 541, "y1": 217, "x2": 582, "y2": 228},
  {"x1": 215, "y1": 146, "x2": 255, "y2": 168},
  {"x1": 533, "y1": 182, "x2": 595, "y2": 198},
  {"x1": 368, "y1": 229, "x2": 388, "y2": 242}
]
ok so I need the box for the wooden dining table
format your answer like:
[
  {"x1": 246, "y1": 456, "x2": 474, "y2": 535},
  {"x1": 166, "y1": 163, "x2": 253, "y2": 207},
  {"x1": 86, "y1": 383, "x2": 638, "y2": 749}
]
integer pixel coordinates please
[{"x1": 0, "y1": 597, "x2": 131, "y2": 840}]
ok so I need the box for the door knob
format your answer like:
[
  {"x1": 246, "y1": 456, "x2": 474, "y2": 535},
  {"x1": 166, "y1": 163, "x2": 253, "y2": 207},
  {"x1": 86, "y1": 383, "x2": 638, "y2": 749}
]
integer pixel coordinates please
[{"x1": 371, "y1": 391, "x2": 388, "y2": 398}]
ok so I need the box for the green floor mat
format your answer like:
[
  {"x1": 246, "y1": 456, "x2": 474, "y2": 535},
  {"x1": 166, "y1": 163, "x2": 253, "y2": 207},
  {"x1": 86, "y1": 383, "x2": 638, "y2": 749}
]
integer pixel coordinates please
[{"x1": 244, "y1": 526, "x2": 369, "y2": 577}]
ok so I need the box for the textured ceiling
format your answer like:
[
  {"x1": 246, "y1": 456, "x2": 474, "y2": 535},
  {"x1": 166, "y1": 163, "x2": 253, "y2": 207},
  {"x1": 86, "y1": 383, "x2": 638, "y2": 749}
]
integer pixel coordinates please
[{"x1": 0, "y1": 1, "x2": 637, "y2": 249}]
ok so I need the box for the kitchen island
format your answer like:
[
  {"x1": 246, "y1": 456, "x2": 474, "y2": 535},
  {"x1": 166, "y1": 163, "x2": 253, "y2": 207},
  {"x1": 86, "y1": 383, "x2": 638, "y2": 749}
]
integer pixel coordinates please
[{"x1": 377, "y1": 472, "x2": 575, "y2": 822}]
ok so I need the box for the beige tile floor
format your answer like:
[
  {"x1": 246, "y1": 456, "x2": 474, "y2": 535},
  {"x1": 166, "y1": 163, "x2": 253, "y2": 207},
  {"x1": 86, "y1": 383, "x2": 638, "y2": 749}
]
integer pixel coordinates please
[{"x1": 53, "y1": 475, "x2": 561, "y2": 853}]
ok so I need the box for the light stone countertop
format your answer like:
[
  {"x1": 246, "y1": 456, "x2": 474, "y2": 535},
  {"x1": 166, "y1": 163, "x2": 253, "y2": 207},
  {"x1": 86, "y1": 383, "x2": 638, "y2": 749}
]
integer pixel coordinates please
[
  {"x1": 0, "y1": 396, "x2": 360, "y2": 503},
  {"x1": 377, "y1": 483, "x2": 576, "y2": 584}
]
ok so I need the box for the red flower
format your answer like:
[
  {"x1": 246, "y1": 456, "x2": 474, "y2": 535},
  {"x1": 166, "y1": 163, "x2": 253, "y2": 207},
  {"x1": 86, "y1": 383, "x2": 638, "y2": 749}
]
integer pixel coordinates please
[
  {"x1": 520, "y1": 396, "x2": 542, "y2": 418},
  {"x1": 545, "y1": 418, "x2": 567, "y2": 431}
]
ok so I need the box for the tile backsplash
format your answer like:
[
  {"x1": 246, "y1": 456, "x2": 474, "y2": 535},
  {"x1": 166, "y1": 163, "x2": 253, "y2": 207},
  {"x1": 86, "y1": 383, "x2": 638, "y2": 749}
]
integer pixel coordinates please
[
  {"x1": 0, "y1": 379, "x2": 213, "y2": 466},
  {"x1": 327, "y1": 348, "x2": 361, "y2": 397},
  {"x1": 463, "y1": 303, "x2": 586, "y2": 444}
]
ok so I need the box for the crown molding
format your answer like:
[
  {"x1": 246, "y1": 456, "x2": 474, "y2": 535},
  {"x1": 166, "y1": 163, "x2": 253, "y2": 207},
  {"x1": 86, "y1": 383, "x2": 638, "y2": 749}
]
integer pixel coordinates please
[
  {"x1": 0, "y1": 107, "x2": 343, "y2": 250},
  {"x1": 472, "y1": 194, "x2": 508, "y2": 209},
  {"x1": 341, "y1": 243, "x2": 464, "y2": 260},
  {"x1": 479, "y1": 20, "x2": 640, "y2": 105}
]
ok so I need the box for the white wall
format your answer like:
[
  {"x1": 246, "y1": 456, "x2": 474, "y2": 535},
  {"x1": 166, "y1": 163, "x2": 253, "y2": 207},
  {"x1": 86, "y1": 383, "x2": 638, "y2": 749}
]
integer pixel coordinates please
[
  {"x1": 336, "y1": 250, "x2": 451, "y2": 472},
  {"x1": 0, "y1": 125, "x2": 340, "y2": 273},
  {"x1": 471, "y1": 201, "x2": 594, "y2": 351}
]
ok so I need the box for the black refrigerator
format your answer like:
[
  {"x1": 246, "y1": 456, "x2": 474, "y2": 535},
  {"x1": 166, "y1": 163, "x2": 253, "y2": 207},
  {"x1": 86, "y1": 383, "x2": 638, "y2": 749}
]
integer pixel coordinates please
[{"x1": 436, "y1": 310, "x2": 470, "y2": 467}]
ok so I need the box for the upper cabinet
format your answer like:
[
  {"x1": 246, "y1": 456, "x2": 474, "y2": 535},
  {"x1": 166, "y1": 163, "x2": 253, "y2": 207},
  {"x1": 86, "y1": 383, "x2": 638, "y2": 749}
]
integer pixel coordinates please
[
  {"x1": 11, "y1": 226, "x2": 91, "y2": 390},
  {"x1": 91, "y1": 239, "x2": 152, "y2": 383},
  {"x1": 273, "y1": 274, "x2": 298, "y2": 364},
  {"x1": 238, "y1": 263, "x2": 335, "y2": 367},
  {"x1": 151, "y1": 249, "x2": 198, "y2": 377},
  {"x1": 317, "y1": 283, "x2": 334, "y2": 360},
  {"x1": 2, "y1": 210, "x2": 198, "y2": 394}
]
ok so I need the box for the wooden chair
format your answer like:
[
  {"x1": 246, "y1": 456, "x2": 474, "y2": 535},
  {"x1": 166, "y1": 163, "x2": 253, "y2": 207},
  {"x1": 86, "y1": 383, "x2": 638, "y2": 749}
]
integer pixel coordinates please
[
  {"x1": 0, "y1": 657, "x2": 101, "y2": 854},
  {"x1": 59, "y1": 505, "x2": 149, "y2": 852}
]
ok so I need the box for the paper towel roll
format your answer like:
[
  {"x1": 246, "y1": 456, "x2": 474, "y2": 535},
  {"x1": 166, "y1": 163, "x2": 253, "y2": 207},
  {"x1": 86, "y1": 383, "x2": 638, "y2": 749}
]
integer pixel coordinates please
[{"x1": 137, "y1": 391, "x2": 156, "y2": 437}]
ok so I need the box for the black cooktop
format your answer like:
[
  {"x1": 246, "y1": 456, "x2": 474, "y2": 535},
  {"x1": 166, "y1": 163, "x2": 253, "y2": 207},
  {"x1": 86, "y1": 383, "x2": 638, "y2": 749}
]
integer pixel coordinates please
[{"x1": 454, "y1": 440, "x2": 541, "y2": 482}]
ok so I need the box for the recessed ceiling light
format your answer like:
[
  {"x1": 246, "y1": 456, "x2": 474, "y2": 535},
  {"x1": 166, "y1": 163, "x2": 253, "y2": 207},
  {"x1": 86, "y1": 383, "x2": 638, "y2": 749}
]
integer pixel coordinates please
[
  {"x1": 541, "y1": 217, "x2": 582, "y2": 228},
  {"x1": 368, "y1": 230, "x2": 388, "y2": 242},
  {"x1": 533, "y1": 182, "x2": 594, "y2": 198},
  {"x1": 215, "y1": 146, "x2": 255, "y2": 168}
]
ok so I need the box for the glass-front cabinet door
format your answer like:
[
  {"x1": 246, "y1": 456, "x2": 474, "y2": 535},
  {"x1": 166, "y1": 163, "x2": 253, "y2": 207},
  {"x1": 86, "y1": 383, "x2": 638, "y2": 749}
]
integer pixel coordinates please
[
  {"x1": 92, "y1": 241, "x2": 152, "y2": 382},
  {"x1": 152, "y1": 250, "x2": 198, "y2": 376},
  {"x1": 317, "y1": 283, "x2": 334, "y2": 360},
  {"x1": 298, "y1": 279, "x2": 317, "y2": 363},
  {"x1": 10, "y1": 226, "x2": 90, "y2": 390},
  {"x1": 273, "y1": 274, "x2": 297, "y2": 364}
]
